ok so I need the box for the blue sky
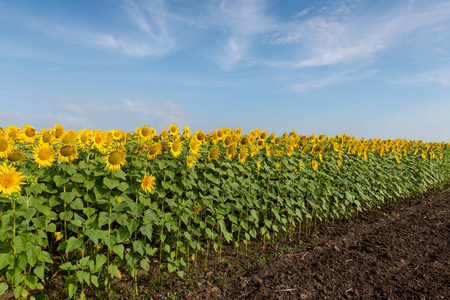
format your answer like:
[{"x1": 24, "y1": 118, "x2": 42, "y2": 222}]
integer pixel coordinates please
[{"x1": 0, "y1": 0, "x2": 449, "y2": 142}]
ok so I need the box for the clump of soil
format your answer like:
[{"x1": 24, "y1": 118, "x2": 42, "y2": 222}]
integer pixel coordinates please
[{"x1": 187, "y1": 188, "x2": 450, "y2": 299}]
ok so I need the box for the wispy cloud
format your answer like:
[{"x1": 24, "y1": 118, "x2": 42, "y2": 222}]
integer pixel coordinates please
[
  {"x1": 291, "y1": 67, "x2": 376, "y2": 91},
  {"x1": 60, "y1": 98, "x2": 184, "y2": 130},
  {"x1": 209, "y1": 0, "x2": 277, "y2": 70},
  {"x1": 266, "y1": 1, "x2": 450, "y2": 68}
]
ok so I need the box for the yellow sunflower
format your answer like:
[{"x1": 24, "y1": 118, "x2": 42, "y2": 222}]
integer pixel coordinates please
[
  {"x1": 226, "y1": 143, "x2": 237, "y2": 159},
  {"x1": 0, "y1": 136, "x2": 14, "y2": 159},
  {"x1": 207, "y1": 147, "x2": 220, "y2": 161},
  {"x1": 39, "y1": 128, "x2": 54, "y2": 145},
  {"x1": 5, "y1": 125, "x2": 21, "y2": 140},
  {"x1": 33, "y1": 144, "x2": 55, "y2": 168},
  {"x1": 92, "y1": 130, "x2": 111, "y2": 153},
  {"x1": 58, "y1": 145, "x2": 78, "y2": 163},
  {"x1": 189, "y1": 138, "x2": 201, "y2": 156},
  {"x1": 104, "y1": 150, "x2": 126, "y2": 171},
  {"x1": 186, "y1": 155, "x2": 197, "y2": 168},
  {"x1": 256, "y1": 161, "x2": 261, "y2": 171},
  {"x1": 21, "y1": 124, "x2": 37, "y2": 143},
  {"x1": 147, "y1": 143, "x2": 162, "y2": 160},
  {"x1": 238, "y1": 147, "x2": 248, "y2": 164},
  {"x1": 53, "y1": 124, "x2": 64, "y2": 139},
  {"x1": 7, "y1": 150, "x2": 25, "y2": 163},
  {"x1": 140, "y1": 174, "x2": 156, "y2": 193},
  {"x1": 312, "y1": 160, "x2": 319, "y2": 171},
  {"x1": 182, "y1": 125, "x2": 191, "y2": 138},
  {"x1": 169, "y1": 139, "x2": 183, "y2": 158},
  {"x1": 169, "y1": 123, "x2": 179, "y2": 136},
  {"x1": 60, "y1": 130, "x2": 78, "y2": 144},
  {"x1": 0, "y1": 163, "x2": 26, "y2": 194},
  {"x1": 250, "y1": 145, "x2": 259, "y2": 157},
  {"x1": 136, "y1": 125, "x2": 154, "y2": 142}
]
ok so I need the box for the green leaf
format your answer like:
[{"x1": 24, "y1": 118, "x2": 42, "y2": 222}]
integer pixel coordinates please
[
  {"x1": 0, "y1": 282, "x2": 8, "y2": 296},
  {"x1": 61, "y1": 191, "x2": 75, "y2": 203},
  {"x1": 116, "y1": 226, "x2": 131, "y2": 243},
  {"x1": 71, "y1": 173, "x2": 86, "y2": 183},
  {"x1": 65, "y1": 237, "x2": 84, "y2": 253},
  {"x1": 59, "y1": 211, "x2": 73, "y2": 221},
  {"x1": 140, "y1": 258, "x2": 150, "y2": 271},
  {"x1": 140, "y1": 224, "x2": 153, "y2": 241},
  {"x1": 91, "y1": 275, "x2": 99, "y2": 287},
  {"x1": 13, "y1": 286, "x2": 26, "y2": 300},
  {"x1": 113, "y1": 244, "x2": 125, "y2": 260},
  {"x1": 129, "y1": 202, "x2": 144, "y2": 217},
  {"x1": 83, "y1": 207, "x2": 96, "y2": 217},
  {"x1": 112, "y1": 169, "x2": 127, "y2": 180},
  {"x1": 96, "y1": 254, "x2": 107, "y2": 270},
  {"x1": 26, "y1": 246, "x2": 41, "y2": 267},
  {"x1": 125, "y1": 252, "x2": 139, "y2": 267},
  {"x1": 84, "y1": 180, "x2": 95, "y2": 190},
  {"x1": 167, "y1": 263, "x2": 176, "y2": 273},
  {"x1": 0, "y1": 253, "x2": 12, "y2": 270},
  {"x1": 59, "y1": 261, "x2": 73, "y2": 270},
  {"x1": 117, "y1": 182, "x2": 129, "y2": 192},
  {"x1": 68, "y1": 283, "x2": 78, "y2": 298},
  {"x1": 103, "y1": 177, "x2": 119, "y2": 190},
  {"x1": 133, "y1": 240, "x2": 146, "y2": 256},
  {"x1": 70, "y1": 198, "x2": 84, "y2": 210},
  {"x1": 25, "y1": 275, "x2": 38, "y2": 289},
  {"x1": 33, "y1": 264, "x2": 45, "y2": 279},
  {"x1": 53, "y1": 175, "x2": 69, "y2": 187}
]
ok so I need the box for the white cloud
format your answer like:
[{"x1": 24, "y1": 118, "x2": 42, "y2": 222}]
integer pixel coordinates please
[
  {"x1": 267, "y1": 1, "x2": 450, "y2": 68},
  {"x1": 291, "y1": 68, "x2": 376, "y2": 91},
  {"x1": 0, "y1": 111, "x2": 87, "y2": 130},
  {"x1": 210, "y1": 0, "x2": 277, "y2": 69}
]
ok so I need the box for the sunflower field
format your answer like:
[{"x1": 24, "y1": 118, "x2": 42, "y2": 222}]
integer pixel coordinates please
[{"x1": 0, "y1": 124, "x2": 449, "y2": 299}]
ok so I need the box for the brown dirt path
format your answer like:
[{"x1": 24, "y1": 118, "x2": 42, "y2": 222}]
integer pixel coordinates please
[{"x1": 186, "y1": 189, "x2": 450, "y2": 300}]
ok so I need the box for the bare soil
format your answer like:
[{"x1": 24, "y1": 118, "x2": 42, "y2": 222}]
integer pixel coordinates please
[{"x1": 186, "y1": 187, "x2": 450, "y2": 300}]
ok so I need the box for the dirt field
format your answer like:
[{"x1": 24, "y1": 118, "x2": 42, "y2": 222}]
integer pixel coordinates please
[{"x1": 186, "y1": 188, "x2": 450, "y2": 300}]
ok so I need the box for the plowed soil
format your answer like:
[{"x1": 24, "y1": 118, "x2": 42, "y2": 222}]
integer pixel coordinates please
[{"x1": 186, "y1": 188, "x2": 450, "y2": 300}]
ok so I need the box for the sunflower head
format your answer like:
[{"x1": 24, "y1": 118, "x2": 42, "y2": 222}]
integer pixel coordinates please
[
  {"x1": 238, "y1": 147, "x2": 248, "y2": 164},
  {"x1": 208, "y1": 147, "x2": 220, "y2": 161},
  {"x1": 186, "y1": 155, "x2": 197, "y2": 168},
  {"x1": 104, "y1": 150, "x2": 126, "y2": 171},
  {"x1": 53, "y1": 124, "x2": 64, "y2": 139},
  {"x1": 58, "y1": 145, "x2": 78, "y2": 163},
  {"x1": 8, "y1": 150, "x2": 25, "y2": 162},
  {"x1": 140, "y1": 174, "x2": 156, "y2": 193},
  {"x1": 169, "y1": 123, "x2": 179, "y2": 136},
  {"x1": 0, "y1": 137, "x2": 14, "y2": 159},
  {"x1": 169, "y1": 139, "x2": 183, "y2": 158},
  {"x1": 0, "y1": 163, "x2": 26, "y2": 194},
  {"x1": 21, "y1": 125, "x2": 37, "y2": 143}
]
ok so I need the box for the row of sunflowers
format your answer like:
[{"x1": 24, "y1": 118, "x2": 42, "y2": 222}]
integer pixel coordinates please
[{"x1": 0, "y1": 124, "x2": 449, "y2": 299}]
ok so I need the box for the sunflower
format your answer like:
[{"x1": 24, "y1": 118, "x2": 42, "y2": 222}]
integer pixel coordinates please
[
  {"x1": 54, "y1": 232, "x2": 63, "y2": 242},
  {"x1": 58, "y1": 145, "x2": 78, "y2": 163},
  {"x1": 195, "y1": 129, "x2": 206, "y2": 143},
  {"x1": 238, "y1": 147, "x2": 248, "y2": 164},
  {"x1": 312, "y1": 160, "x2": 319, "y2": 171},
  {"x1": 92, "y1": 130, "x2": 111, "y2": 153},
  {"x1": 226, "y1": 143, "x2": 237, "y2": 159},
  {"x1": 224, "y1": 136, "x2": 232, "y2": 146},
  {"x1": 147, "y1": 144, "x2": 162, "y2": 159},
  {"x1": 136, "y1": 125, "x2": 154, "y2": 142},
  {"x1": 5, "y1": 126, "x2": 21, "y2": 140},
  {"x1": 299, "y1": 162, "x2": 304, "y2": 169},
  {"x1": 60, "y1": 130, "x2": 78, "y2": 144},
  {"x1": 286, "y1": 145, "x2": 294, "y2": 157},
  {"x1": 239, "y1": 135, "x2": 249, "y2": 146},
  {"x1": 257, "y1": 139, "x2": 265, "y2": 148},
  {"x1": 256, "y1": 161, "x2": 261, "y2": 171},
  {"x1": 207, "y1": 147, "x2": 220, "y2": 161},
  {"x1": 33, "y1": 144, "x2": 55, "y2": 168},
  {"x1": 53, "y1": 124, "x2": 64, "y2": 139},
  {"x1": 7, "y1": 150, "x2": 25, "y2": 163},
  {"x1": 39, "y1": 128, "x2": 54, "y2": 145},
  {"x1": 337, "y1": 160, "x2": 342, "y2": 167},
  {"x1": 0, "y1": 163, "x2": 26, "y2": 194},
  {"x1": 104, "y1": 150, "x2": 126, "y2": 171},
  {"x1": 169, "y1": 123, "x2": 179, "y2": 136},
  {"x1": 265, "y1": 145, "x2": 272, "y2": 157},
  {"x1": 0, "y1": 136, "x2": 14, "y2": 159},
  {"x1": 21, "y1": 124, "x2": 37, "y2": 143},
  {"x1": 189, "y1": 138, "x2": 201, "y2": 156},
  {"x1": 160, "y1": 127, "x2": 169, "y2": 140},
  {"x1": 169, "y1": 139, "x2": 183, "y2": 158},
  {"x1": 78, "y1": 129, "x2": 92, "y2": 145},
  {"x1": 250, "y1": 145, "x2": 259, "y2": 157},
  {"x1": 140, "y1": 174, "x2": 156, "y2": 193},
  {"x1": 186, "y1": 155, "x2": 197, "y2": 168},
  {"x1": 182, "y1": 125, "x2": 191, "y2": 138}
]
